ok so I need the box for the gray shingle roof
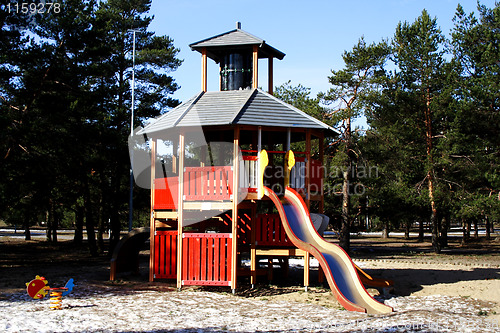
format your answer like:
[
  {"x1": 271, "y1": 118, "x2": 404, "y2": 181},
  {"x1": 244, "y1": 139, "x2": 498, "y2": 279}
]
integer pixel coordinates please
[
  {"x1": 139, "y1": 89, "x2": 338, "y2": 136},
  {"x1": 235, "y1": 90, "x2": 330, "y2": 129},
  {"x1": 189, "y1": 28, "x2": 285, "y2": 62}
]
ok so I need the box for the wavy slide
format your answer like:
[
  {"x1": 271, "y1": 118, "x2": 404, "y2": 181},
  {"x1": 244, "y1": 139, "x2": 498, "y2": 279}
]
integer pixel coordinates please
[{"x1": 264, "y1": 187, "x2": 393, "y2": 314}]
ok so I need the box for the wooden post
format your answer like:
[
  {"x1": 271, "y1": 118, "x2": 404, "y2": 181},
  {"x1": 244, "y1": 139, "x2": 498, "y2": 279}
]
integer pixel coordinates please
[
  {"x1": 172, "y1": 136, "x2": 178, "y2": 174},
  {"x1": 304, "y1": 252, "x2": 310, "y2": 291},
  {"x1": 252, "y1": 45, "x2": 258, "y2": 89},
  {"x1": 286, "y1": 128, "x2": 291, "y2": 151},
  {"x1": 305, "y1": 129, "x2": 311, "y2": 210},
  {"x1": 250, "y1": 204, "x2": 257, "y2": 287},
  {"x1": 268, "y1": 57, "x2": 273, "y2": 95},
  {"x1": 149, "y1": 139, "x2": 156, "y2": 282},
  {"x1": 231, "y1": 126, "x2": 240, "y2": 291},
  {"x1": 257, "y1": 126, "x2": 262, "y2": 152},
  {"x1": 177, "y1": 131, "x2": 185, "y2": 290},
  {"x1": 200, "y1": 145, "x2": 206, "y2": 167},
  {"x1": 319, "y1": 131, "x2": 325, "y2": 214},
  {"x1": 201, "y1": 47, "x2": 207, "y2": 92},
  {"x1": 318, "y1": 131, "x2": 325, "y2": 283}
]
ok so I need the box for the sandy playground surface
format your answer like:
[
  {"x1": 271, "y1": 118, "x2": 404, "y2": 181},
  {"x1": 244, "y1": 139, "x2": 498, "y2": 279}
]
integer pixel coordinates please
[{"x1": 0, "y1": 233, "x2": 499, "y2": 332}]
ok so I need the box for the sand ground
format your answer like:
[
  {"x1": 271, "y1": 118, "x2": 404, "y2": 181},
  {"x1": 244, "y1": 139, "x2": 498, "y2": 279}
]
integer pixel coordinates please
[{"x1": 1, "y1": 231, "x2": 499, "y2": 332}]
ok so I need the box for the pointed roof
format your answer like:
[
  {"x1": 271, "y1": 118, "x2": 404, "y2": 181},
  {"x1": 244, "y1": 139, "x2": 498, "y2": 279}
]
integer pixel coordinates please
[
  {"x1": 189, "y1": 27, "x2": 285, "y2": 62},
  {"x1": 139, "y1": 89, "x2": 338, "y2": 135}
]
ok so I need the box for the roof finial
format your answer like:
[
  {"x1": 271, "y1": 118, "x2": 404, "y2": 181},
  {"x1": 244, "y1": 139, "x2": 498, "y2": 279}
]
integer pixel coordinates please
[{"x1": 236, "y1": 21, "x2": 241, "y2": 29}]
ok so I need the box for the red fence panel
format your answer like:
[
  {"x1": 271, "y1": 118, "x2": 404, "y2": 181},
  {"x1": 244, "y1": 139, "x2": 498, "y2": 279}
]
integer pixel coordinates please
[
  {"x1": 255, "y1": 214, "x2": 292, "y2": 247},
  {"x1": 184, "y1": 166, "x2": 233, "y2": 201},
  {"x1": 310, "y1": 159, "x2": 323, "y2": 195},
  {"x1": 182, "y1": 233, "x2": 232, "y2": 286},
  {"x1": 154, "y1": 230, "x2": 177, "y2": 279}
]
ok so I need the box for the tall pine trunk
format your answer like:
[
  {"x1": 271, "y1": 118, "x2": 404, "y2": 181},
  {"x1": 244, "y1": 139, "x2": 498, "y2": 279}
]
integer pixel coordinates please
[
  {"x1": 51, "y1": 210, "x2": 58, "y2": 243},
  {"x1": 339, "y1": 118, "x2": 352, "y2": 253},
  {"x1": 466, "y1": 219, "x2": 471, "y2": 239},
  {"x1": 46, "y1": 205, "x2": 52, "y2": 242},
  {"x1": 97, "y1": 186, "x2": 105, "y2": 254},
  {"x1": 382, "y1": 221, "x2": 390, "y2": 238},
  {"x1": 74, "y1": 205, "x2": 84, "y2": 244},
  {"x1": 425, "y1": 89, "x2": 440, "y2": 253},
  {"x1": 439, "y1": 215, "x2": 449, "y2": 248},
  {"x1": 24, "y1": 218, "x2": 31, "y2": 241},
  {"x1": 461, "y1": 218, "x2": 468, "y2": 245},
  {"x1": 84, "y1": 179, "x2": 98, "y2": 256},
  {"x1": 340, "y1": 167, "x2": 351, "y2": 252},
  {"x1": 485, "y1": 217, "x2": 491, "y2": 240},
  {"x1": 418, "y1": 221, "x2": 424, "y2": 242},
  {"x1": 109, "y1": 161, "x2": 125, "y2": 256},
  {"x1": 404, "y1": 221, "x2": 411, "y2": 240}
]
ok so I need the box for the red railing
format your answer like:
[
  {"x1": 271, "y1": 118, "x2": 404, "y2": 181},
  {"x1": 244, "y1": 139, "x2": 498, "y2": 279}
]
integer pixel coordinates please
[
  {"x1": 152, "y1": 155, "x2": 323, "y2": 207},
  {"x1": 154, "y1": 230, "x2": 177, "y2": 279},
  {"x1": 182, "y1": 233, "x2": 232, "y2": 286},
  {"x1": 184, "y1": 166, "x2": 233, "y2": 201},
  {"x1": 310, "y1": 159, "x2": 323, "y2": 195},
  {"x1": 255, "y1": 214, "x2": 292, "y2": 247}
]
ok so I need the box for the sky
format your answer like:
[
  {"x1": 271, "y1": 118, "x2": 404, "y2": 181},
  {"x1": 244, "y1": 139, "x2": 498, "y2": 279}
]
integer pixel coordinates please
[{"x1": 147, "y1": 0, "x2": 497, "y2": 107}]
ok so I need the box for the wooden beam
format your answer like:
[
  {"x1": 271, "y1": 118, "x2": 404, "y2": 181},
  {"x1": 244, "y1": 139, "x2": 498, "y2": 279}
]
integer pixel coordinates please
[
  {"x1": 155, "y1": 220, "x2": 177, "y2": 229},
  {"x1": 183, "y1": 201, "x2": 233, "y2": 211},
  {"x1": 201, "y1": 47, "x2": 207, "y2": 92},
  {"x1": 231, "y1": 126, "x2": 240, "y2": 290},
  {"x1": 149, "y1": 139, "x2": 156, "y2": 282},
  {"x1": 255, "y1": 248, "x2": 307, "y2": 256},
  {"x1": 177, "y1": 131, "x2": 185, "y2": 290},
  {"x1": 268, "y1": 57, "x2": 273, "y2": 95},
  {"x1": 252, "y1": 45, "x2": 258, "y2": 89},
  {"x1": 154, "y1": 211, "x2": 178, "y2": 219}
]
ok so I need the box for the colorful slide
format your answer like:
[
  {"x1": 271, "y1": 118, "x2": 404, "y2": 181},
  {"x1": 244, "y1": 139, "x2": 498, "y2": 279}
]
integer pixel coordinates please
[{"x1": 264, "y1": 187, "x2": 393, "y2": 314}]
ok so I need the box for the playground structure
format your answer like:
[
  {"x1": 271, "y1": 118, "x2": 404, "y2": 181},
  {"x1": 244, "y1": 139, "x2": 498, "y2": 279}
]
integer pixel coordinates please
[{"x1": 121, "y1": 23, "x2": 393, "y2": 314}]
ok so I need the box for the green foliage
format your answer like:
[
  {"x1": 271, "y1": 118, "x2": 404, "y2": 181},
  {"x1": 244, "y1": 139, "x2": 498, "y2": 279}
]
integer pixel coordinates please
[
  {"x1": 447, "y1": 2, "x2": 500, "y2": 224},
  {"x1": 275, "y1": 80, "x2": 328, "y2": 124},
  {"x1": 0, "y1": 0, "x2": 181, "y2": 250},
  {"x1": 319, "y1": 37, "x2": 390, "y2": 250},
  {"x1": 320, "y1": 37, "x2": 390, "y2": 125},
  {"x1": 361, "y1": 4, "x2": 500, "y2": 241}
]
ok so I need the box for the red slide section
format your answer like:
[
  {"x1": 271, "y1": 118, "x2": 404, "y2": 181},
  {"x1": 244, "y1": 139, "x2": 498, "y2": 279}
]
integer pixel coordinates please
[{"x1": 264, "y1": 187, "x2": 393, "y2": 314}]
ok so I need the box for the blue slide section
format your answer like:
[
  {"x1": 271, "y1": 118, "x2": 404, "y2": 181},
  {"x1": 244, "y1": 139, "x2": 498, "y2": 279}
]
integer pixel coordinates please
[{"x1": 266, "y1": 186, "x2": 393, "y2": 314}]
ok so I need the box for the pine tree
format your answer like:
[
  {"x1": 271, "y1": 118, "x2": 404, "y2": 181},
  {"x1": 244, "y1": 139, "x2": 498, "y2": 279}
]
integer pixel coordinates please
[
  {"x1": 391, "y1": 10, "x2": 448, "y2": 253},
  {"x1": 450, "y1": 3, "x2": 500, "y2": 240},
  {"x1": 1, "y1": 0, "x2": 182, "y2": 254},
  {"x1": 320, "y1": 38, "x2": 390, "y2": 252}
]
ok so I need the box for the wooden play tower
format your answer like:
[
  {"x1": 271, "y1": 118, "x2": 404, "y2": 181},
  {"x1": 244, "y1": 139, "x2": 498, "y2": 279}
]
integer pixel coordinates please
[{"x1": 140, "y1": 23, "x2": 336, "y2": 292}]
